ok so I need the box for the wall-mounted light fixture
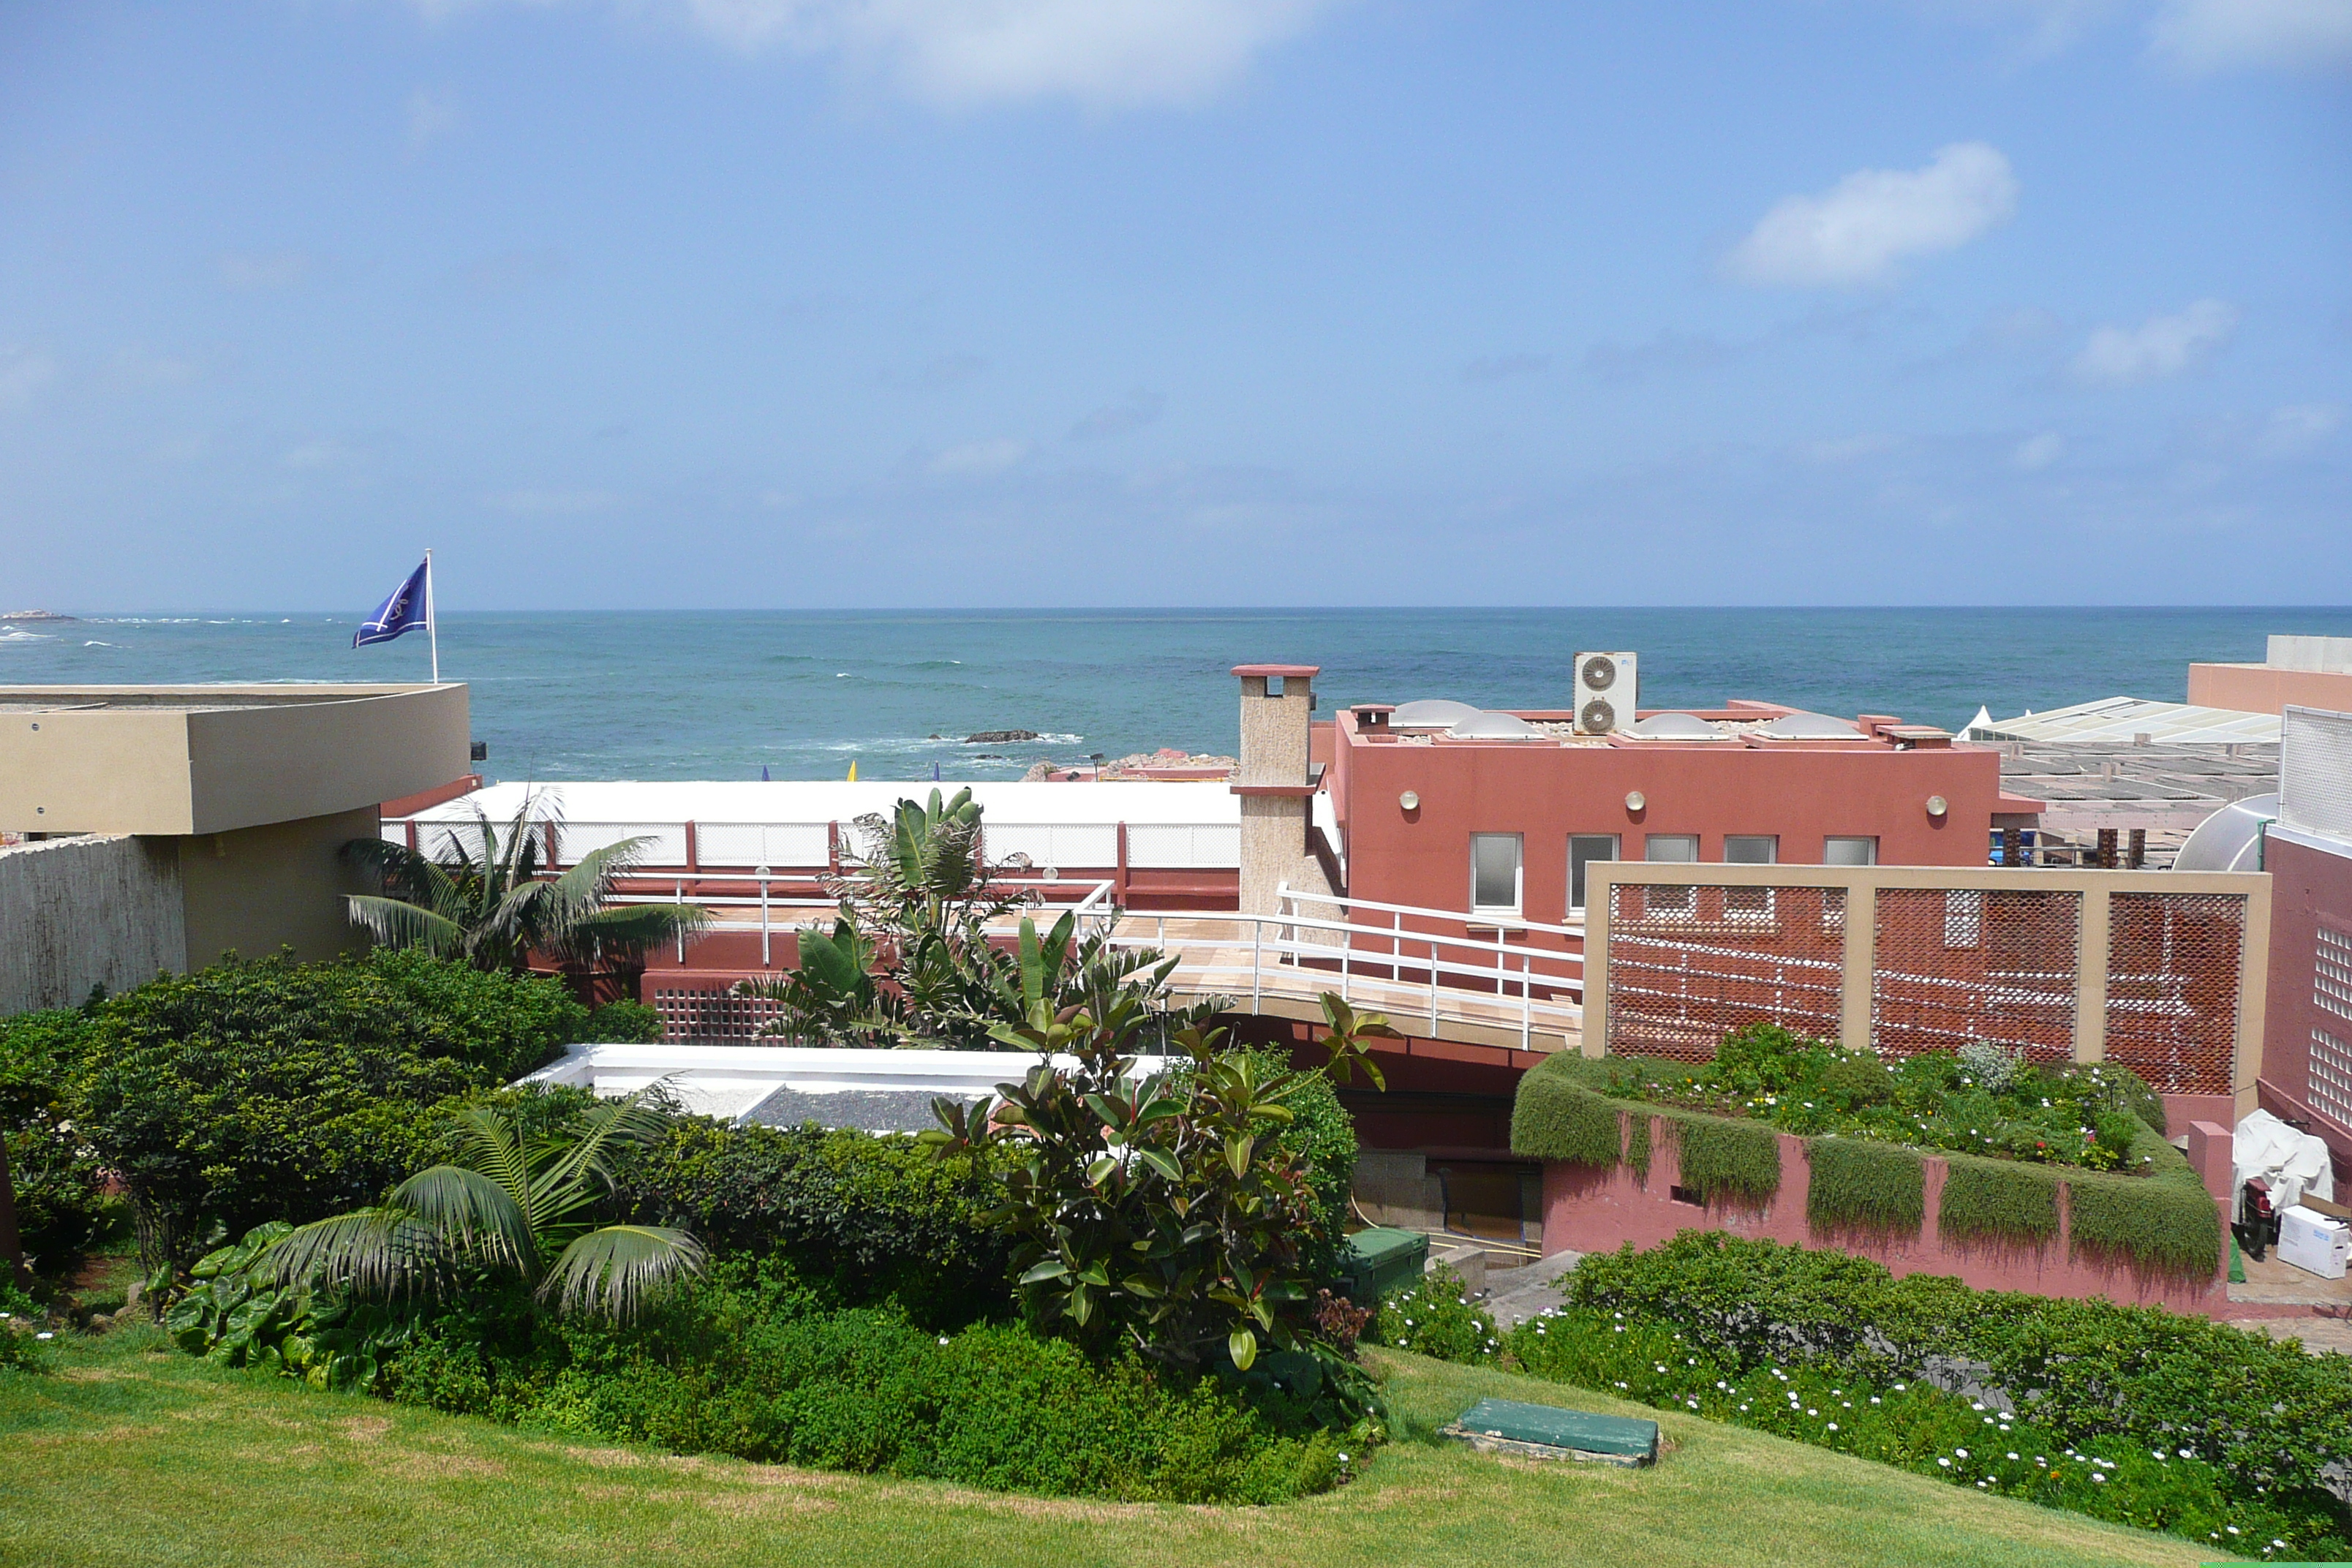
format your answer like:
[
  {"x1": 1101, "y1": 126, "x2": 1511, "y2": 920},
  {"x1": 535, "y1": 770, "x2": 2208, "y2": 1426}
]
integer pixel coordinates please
[
  {"x1": 1398, "y1": 790, "x2": 1420, "y2": 811},
  {"x1": 1624, "y1": 791, "x2": 1646, "y2": 813},
  {"x1": 1926, "y1": 795, "x2": 1949, "y2": 818}
]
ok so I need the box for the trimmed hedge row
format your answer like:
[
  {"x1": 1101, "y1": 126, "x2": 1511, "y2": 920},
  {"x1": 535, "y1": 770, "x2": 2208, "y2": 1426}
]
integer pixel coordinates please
[{"x1": 1511, "y1": 1052, "x2": 2219, "y2": 1278}]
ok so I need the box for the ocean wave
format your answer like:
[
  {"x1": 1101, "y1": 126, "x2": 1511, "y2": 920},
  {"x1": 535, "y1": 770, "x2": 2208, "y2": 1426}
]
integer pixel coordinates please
[{"x1": 83, "y1": 641, "x2": 115, "y2": 647}]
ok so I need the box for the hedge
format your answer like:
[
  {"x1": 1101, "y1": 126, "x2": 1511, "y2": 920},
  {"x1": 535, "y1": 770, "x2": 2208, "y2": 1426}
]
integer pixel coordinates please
[
  {"x1": 382, "y1": 1259, "x2": 1350, "y2": 1502},
  {"x1": 1510, "y1": 1052, "x2": 2218, "y2": 1278},
  {"x1": 4, "y1": 949, "x2": 589, "y2": 1275},
  {"x1": 1507, "y1": 1233, "x2": 2352, "y2": 1555},
  {"x1": 1806, "y1": 1136, "x2": 1925, "y2": 1232}
]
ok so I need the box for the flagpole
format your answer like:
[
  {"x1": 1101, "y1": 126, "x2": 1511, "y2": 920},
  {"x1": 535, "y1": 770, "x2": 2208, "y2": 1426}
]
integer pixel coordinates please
[{"x1": 424, "y1": 548, "x2": 440, "y2": 685}]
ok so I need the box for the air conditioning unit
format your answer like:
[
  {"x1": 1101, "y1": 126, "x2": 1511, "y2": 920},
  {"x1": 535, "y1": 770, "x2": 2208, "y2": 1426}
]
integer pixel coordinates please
[{"x1": 1574, "y1": 652, "x2": 1637, "y2": 735}]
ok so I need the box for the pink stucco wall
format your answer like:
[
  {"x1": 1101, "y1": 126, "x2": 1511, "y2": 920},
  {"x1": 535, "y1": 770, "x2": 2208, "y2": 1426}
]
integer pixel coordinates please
[{"x1": 1540, "y1": 1116, "x2": 2231, "y2": 1316}]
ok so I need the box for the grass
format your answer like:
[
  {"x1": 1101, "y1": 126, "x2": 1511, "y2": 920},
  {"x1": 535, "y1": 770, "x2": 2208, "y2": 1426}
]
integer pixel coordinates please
[{"x1": 0, "y1": 1328, "x2": 2248, "y2": 1568}]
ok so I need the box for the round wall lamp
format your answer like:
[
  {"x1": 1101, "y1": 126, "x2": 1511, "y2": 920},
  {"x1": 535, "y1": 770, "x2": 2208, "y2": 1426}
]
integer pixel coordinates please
[
  {"x1": 1398, "y1": 790, "x2": 1420, "y2": 811},
  {"x1": 1624, "y1": 791, "x2": 1646, "y2": 813},
  {"x1": 1926, "y1": 795, "x2": 1949, "y2": 819}
]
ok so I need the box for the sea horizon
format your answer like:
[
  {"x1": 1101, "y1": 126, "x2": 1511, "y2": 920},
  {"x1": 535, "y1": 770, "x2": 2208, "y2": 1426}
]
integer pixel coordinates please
[{"x1": 7, "y1": 605, "x2": 2350, "y2": 784}]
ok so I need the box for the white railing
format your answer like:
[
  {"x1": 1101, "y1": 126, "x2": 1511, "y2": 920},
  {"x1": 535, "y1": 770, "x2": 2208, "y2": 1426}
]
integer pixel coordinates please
[
  {"x1": 609, "y1": 876, "x2": 1122, "y2": 967},
  {"x1": 1105, "y1": 889, "x2": 1583, "y2": 1052}
]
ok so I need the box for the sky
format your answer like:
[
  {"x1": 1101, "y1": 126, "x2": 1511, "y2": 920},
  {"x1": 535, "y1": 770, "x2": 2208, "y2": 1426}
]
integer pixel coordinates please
[{"x1": 1, "y1": 0, "x2": 2348, "y2": 610}]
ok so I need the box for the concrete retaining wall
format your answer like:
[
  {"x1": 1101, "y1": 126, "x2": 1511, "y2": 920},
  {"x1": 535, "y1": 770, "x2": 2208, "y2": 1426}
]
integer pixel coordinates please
[{"x1": 0, "y1": 835, "x2": 186, "y2": 1014}]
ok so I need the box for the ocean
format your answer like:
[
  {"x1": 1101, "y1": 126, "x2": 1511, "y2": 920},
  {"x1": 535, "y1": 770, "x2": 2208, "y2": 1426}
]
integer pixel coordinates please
[{"x1": 6, "y1": 607, "x2": 2349, "y2": 783}]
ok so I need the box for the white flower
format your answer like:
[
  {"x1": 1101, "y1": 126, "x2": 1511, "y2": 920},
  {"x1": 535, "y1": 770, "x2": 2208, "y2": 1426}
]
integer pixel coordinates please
[
  {"x1": 1971, "y1": 1402, "x2": 1984, "y2": 1411},
  {"x1": 2178, "y1": 1448, "x2": 2193, "y2": 1458},
  {"x1": 1956, "y1": 1448, "x2": 1968, "y2": 1458},
  {"x1": 34, "y1": 1332, "x2": 53, "y2": 1341},
  {"x1": 2092, "y1": 1474, "x2": 2106, "y2": 1484},
  {"x1": 1938, "y1": 1458, "x2": 1950, "y2": 1468},
  {"x1": 938, "y1": 1336, "x2": 950, "y2": 1345},
  {"x1": 2007, "y1": 1452, "x2": 2019, "y2": 1460},
  {"x1": 1827, "y1": 1422, "x2": 1839, "y2": 1431},
  {"x1": 2228, "y1": 1527, "x2": 2242, "y2": 1535},
  {"x1": 1338, "y1": 1453, "x2": 1349, "y2": 1463},
  {"x1": 1807, "y1": 1408, "x2": 1819, "y2": 1417}
]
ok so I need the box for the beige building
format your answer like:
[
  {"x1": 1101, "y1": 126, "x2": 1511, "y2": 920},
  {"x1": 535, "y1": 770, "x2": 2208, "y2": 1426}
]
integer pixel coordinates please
[{"x1": 0, "y1": 685, "x2": 470, "y2": 1010}]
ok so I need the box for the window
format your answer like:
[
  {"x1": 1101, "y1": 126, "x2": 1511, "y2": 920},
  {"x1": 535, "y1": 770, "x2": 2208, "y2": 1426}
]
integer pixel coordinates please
[
  {"x1": 1643, "y1": 834, "x2": 1698, "y2": 915},
  {"x1": 1470, "y1": 834, "x2": 1522, "y2": 914},
  {"x1": 1568, "y1": 834, "x2": 1620, "y2": 911},
  {"x1": 1824, "y1": 836, "x2": 1878, "y2": 867},
  {"x1": 1723, "y1": 835, "x2": 1777, "y2": 921}
]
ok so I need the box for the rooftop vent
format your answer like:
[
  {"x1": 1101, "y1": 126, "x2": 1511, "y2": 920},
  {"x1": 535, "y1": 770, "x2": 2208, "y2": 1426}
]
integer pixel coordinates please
[
  {"x1": 1447, "y1": 711, "x2": 1542, "y2": 740},
  {"x1": 1757, "y1": 712, "x2": 1864, "y2": 740},
  {"x1": 1622, "y1": 712, "x2": 1723, "y2": 740},
  {"x1": 1390, "y1": 698, "x2": 1485, "y2": 729}
]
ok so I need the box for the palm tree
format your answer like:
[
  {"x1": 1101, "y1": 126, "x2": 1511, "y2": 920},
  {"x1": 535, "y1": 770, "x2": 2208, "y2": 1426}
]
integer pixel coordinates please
[
  {"x1": 344, "y1": 796, "x2": 712, "y2": 976},
  {"x1": 263, "y1": 1089, "x2": 704, "y2": 1321}
]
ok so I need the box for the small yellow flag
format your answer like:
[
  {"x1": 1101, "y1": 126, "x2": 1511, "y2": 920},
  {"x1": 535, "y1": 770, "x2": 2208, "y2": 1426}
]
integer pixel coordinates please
[{"x1": 846, "y1": 761, "x2": 858, "y2": 782}]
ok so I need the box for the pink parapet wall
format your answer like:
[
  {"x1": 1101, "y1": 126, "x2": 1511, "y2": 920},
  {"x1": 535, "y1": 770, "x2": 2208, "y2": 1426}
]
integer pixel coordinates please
[{"x1": 1539, "y1": 1119, "x2": 2231, "y2": 1318}]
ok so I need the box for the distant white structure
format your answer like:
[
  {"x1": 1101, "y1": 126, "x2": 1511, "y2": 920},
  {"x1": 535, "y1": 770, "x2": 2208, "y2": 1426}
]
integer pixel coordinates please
[{"x1": 1961, "y1": 696, "x2": 2282, "y2": 746}]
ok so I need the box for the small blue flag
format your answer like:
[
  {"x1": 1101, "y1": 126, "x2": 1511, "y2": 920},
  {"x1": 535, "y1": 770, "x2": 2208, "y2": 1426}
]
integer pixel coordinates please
[
  {"x1": 353, "y1": 559, "x2": 431, "y2": 648},
  {"x1": 761, "y1": 765, "x2": 771, "y2": 781},
  {"x1": 932, "y1": 761, "x2": 941, "y2": 782}
]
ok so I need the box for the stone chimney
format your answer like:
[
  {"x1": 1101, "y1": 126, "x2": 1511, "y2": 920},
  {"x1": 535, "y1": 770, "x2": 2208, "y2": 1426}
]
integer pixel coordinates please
[{"x1": 1232, "y1": 664, "x2": 1322, "y2": 915}]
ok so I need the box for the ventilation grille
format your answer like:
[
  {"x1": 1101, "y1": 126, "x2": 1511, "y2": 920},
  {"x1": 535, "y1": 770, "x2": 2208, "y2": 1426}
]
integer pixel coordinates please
[
  {"x1": 1602, "y1": 883, "x2": 1844, "y2": 1059},
  {"x1": 2312, "y1": 1028, "x2": 2352, "y2": 1133},
  {"x1": 2283, "y1": 706, "x2": 2352, "y2": 840}
]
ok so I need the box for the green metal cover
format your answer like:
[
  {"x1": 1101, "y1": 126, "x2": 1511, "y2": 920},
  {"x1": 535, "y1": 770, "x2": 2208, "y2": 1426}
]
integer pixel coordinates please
[
  {"x1": 1451, "y1": 1398, "x2": 1659, "y2": 1460},
  {"x1": 1341, "y1": 1227, "x2": 1428, "y2": 1299}
]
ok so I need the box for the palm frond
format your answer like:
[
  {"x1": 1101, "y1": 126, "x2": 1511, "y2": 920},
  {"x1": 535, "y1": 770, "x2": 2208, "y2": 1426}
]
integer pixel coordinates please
[
  {"x1": 536, "y1": 1085, "x2": 679, "y2": 1201},
  {"x1": 343, "y1": 894, "x2": 470, "y2": 957},
  {"x1": 540, "y1": 1224, "x2": 706, "y2": 1321},
  {"x1": 390, "y1": 1162, "x2": 538, "y2": 1275},
  {"x1": 261, "y1": 1207, "x2": 444, "y2": 1298}
]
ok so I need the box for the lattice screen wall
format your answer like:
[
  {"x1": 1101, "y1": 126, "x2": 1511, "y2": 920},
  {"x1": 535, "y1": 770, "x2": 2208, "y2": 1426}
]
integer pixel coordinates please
[
  {"x1": 1870, "y1": 888, "x2": 2079, "y2": 1066},
  {"x1": 2104, "y1": 892, "x2": 2244, "y2": 1096},
  {"x1": 1599, "y1": 874, "x2": 2255, "y2": 1096},
  {"x1": 652, "y1": 985, "x2": 785, "y2": 1041},
  {"x1": 1603, "y1": 882, "x2": 1845, "y2": 1060}
]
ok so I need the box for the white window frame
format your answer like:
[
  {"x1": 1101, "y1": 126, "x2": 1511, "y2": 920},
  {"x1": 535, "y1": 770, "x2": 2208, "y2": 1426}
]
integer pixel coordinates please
[
  {"x1": 1824, "y1": 836, "x2": 1879, "y2": 867},
  {"x1": 1568, "y1": 834, "x2": 1620, "y2": 913},
  {"x1": 1642, "y1": 834, "x2": 1699, "y2": 915},
  {"x1": 1470, "y1": 833, "x2": 1523, "y2": 916},
  {"x1": 1722, "y1": 835, "x2": 1778, "y2": 922}
]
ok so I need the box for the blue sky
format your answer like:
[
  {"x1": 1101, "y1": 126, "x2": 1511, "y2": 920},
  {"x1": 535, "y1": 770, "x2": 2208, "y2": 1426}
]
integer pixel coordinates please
[{"x1": 1, "y1": 0, "x2": 2347, "y2": 609}]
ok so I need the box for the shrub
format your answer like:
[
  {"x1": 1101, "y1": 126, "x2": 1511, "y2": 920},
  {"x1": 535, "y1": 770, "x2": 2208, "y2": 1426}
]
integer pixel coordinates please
[
  {"x1": 1507, "y1": 1071, "x2": 1623, "y2": 1169},
  {"x1": 1807, "y1": 1137, "x2": 1925, "y2": 1232},
  {"x1": 0, "y1": 1009, "x2": 108, "y2": 1272},
  {"x1": 0, "y1": 1281, "x2": 49, "y2": 1373},
  {"x1": 609, "y1": 1117, "x2": 1014, "y2": 1327},
  {"x1": 1361, "y1": 1265, "x2": 1499, "y2": 1363},
  {"x1": 578, "y1": 1000, "x2": 663, "y2": 1043},
  {"x1": 1510, "y1": 1302, "x2": 2342, "y2": 1557},
  {"x1": 2069, "y1": 1160, "x2": 2221, "y2": 1278},
  {"x1": 1537, "y1": 1232, "x2": 2352, "y2": 1551},
  {"x1": 382, "y1": 1259, "x2": 1352, "y2": 1502},
  {"x1": 62, "y1": 949, "x2": 584, "y2": 1274},
  {"x1": 1939, "y1": 1156, "x2": 2061, "y2": 1245}
]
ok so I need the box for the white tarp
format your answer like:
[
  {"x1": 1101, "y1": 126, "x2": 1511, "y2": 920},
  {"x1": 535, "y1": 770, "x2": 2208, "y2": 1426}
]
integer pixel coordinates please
[{"x1": 2232, "y1": 1109, "x2": 2337, "y2": 1221}]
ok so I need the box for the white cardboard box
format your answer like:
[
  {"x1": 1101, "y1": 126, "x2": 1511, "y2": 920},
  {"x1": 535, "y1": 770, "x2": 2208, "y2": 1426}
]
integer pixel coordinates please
[{"x1": 2277, "y1": 1205, "x2": 2351, "y2": 1281}]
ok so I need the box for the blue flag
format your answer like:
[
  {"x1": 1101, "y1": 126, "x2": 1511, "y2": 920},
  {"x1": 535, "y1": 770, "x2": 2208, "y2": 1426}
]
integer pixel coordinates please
[{"x1": 353, "y1": 559, "x2": 431, "y2": 648}]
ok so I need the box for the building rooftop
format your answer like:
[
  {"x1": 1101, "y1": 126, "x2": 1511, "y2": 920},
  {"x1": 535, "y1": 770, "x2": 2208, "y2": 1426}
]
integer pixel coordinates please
[{"x1": 1964, "y1": 696, "x2": 2283, "y2": 745}]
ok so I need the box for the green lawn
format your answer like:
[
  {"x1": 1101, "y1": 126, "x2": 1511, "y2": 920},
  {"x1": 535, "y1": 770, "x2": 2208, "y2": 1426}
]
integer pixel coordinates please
[{"x1": 0, "y1": 1327, "x2": 2241, "y2": 1568}]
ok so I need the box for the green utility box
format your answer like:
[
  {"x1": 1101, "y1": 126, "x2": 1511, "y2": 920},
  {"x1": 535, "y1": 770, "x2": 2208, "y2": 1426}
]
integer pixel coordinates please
[
  {"x1": 1338, "y1": 1226, "x2": 1428, "y2": 1303},
  {"x1": 1441, "y1": 1398, "x2": 1660, "y2": 1467}
]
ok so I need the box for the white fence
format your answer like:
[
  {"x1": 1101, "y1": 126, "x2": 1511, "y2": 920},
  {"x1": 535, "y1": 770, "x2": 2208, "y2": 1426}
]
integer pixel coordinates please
[{"x1": 386, "y1": 816, "x2": 1243, "y2": 872}]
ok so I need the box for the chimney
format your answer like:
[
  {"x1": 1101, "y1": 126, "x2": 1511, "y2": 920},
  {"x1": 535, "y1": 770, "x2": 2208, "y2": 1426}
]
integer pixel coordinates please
[{"x1": 1232, "y1": 664, "x2": 1321, "y2": 916}]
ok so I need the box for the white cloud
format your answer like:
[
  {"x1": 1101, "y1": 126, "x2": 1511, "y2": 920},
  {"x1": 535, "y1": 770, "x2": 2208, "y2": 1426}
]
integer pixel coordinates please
[
  {"x1": 2149, "y1": 0, "x2": 2352, "y2": 74},
  {"x1": 930, "y1": 437, "x2": 1030, "y2": 474},
  {"x1": 407, "y1": 87, "x2": 462, "y2": 150},
  {"x1": 419, "y1": 0, "x2": 1340, "y2": 108},
  {"x1": 2069, "y1": 298, "x2": 2239, "y2": 385},
  {"x1": 2012, "y1": 431, "x2": 2065, "y2": 470},
  {"x1": 217, "y1": 251, "x2": 313, "y2": 291},
  {"x1": 1725, "y1": 143, "x2": 2018, "y2": 288},
  {"x1": 283, "y1": 440, "x2": 361, "y2": 470},
  {"x1": 0, "y1": 349, "x2": 58, "y2": 410},
  {"x1": 2256, "y1": 402, "x2": 2345, "y2": 456}
]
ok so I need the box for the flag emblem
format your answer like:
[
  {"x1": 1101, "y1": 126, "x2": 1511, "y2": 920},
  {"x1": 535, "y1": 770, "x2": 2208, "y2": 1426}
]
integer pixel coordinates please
[{"x1": 353, "y1": 559, "x2": 431, "y2": 648}]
